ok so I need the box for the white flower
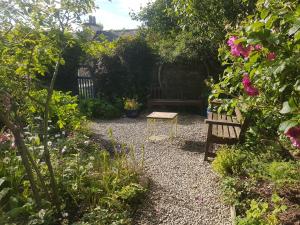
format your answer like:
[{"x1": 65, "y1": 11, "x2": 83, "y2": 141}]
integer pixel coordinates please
[
  {"x1": 84, "y1": 140, "x2": 90, "y2": 145},
  {"x1": 47, "y1": 141, "x2": 52, "y2": 146},
  {"x1": 38, "y1": 209, "x2": 46, "y2": 219},
  {"x1": 3, "y1": 157, "x2": 10, "y2": 164},
  {"x1": 61, "y1": 146, "x2": 67, "y2": 153},
  {"x1": 62, "y1": 212, "x2": 68, "y2": 218}
]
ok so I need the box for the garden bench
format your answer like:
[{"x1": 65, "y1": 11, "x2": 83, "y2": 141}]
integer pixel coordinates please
[
  {"x1": 204, "y1": 104, "x2": 246, "y2": 161},
  {"x1": 147, "y1": 87, "x2": 203, "y2": 109}
]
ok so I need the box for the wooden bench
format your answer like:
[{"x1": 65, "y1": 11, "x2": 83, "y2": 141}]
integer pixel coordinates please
[
  {"x1": 147, "y1": 87, "x2": 203, "y2": 109},
  {"x1": 204, "y1": 107, "x2": 246, "y2": 161}
]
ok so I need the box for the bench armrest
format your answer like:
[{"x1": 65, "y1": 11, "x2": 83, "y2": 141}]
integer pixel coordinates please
[{"x1": 204, "y1": 119, "x2": 241, "y2": 127}]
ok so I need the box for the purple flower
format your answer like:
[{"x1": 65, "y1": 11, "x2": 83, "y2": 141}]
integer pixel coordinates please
[{"x1": 255, "y1": 44, "x2": 263, "y2": 51}]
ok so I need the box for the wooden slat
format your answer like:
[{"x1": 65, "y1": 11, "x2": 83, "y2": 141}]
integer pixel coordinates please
[
  {"x1": 227, "y1": 116, "x2": 237, "y2": 139},
  {"x1": 217, "y1": 113, "x2": 223, "y2": 137},
  {"x1": 232, "y1": 117, "x2": 241, "y2": 138},
  {"x1": 221, "y1": 114, "x2": 230, "y2": 138},
  {"x1": 235, "y1": 108, "x2": 243, "y2": 122},
  {"x1": 212, "y1": 113, "x2": 218, "y2": 136}
]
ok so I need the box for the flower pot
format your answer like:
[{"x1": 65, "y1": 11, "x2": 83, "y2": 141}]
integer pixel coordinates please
[{"x1": 125, "y1": 109, "x2": 139, "y2": 118}]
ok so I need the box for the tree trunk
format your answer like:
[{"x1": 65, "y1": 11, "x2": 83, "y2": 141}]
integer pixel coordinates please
[{"x1": 42, "y1": 59, "x2": 61, "y2": 210}]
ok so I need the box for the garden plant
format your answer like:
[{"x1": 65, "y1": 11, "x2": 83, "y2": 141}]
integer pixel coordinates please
[{"x1": 211, "y1": 0, "x2": 300, "y2": 224}]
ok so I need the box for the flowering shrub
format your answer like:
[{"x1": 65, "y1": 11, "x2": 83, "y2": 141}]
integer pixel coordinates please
[{"x1": 211, "y1": 0, "x2": 300, "y2": 149}]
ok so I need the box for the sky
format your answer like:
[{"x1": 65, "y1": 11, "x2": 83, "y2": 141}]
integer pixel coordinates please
[{"x1": 93, "y1": 0, "x2": 153, "y2": 30}]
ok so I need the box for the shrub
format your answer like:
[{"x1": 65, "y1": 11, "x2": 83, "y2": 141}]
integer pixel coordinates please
[
  {"x1": 236, "y1": 194, "x2": 287, "y2": 225},
  {"x1": 27, "y1": 90, "x2": 84, "y2": 132},
  {"x1": 79, "y1": 98, "x2": 122, "y2": 119},
  {"x1": 212, "y1": 146, "x2": 249, "y2": 177},
  {"x1": 266, "y1": 161, "x2": 300, "y2": 185}
]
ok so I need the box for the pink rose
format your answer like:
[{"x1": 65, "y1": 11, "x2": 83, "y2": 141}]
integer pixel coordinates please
[
  {"x1": 267, "y1": 52, "x2": 276, "y2": 61},
  {"x1": 285, "y1": 126, "x2": 300, "y2": 149}
]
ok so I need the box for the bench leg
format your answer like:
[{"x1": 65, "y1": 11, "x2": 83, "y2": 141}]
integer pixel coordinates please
[
  {"x1": 204, "y1": 124, "x2": 212, "y2": 161},
  {"x1": 204, "y1": 141, "x2": 211, "y2": 161}
]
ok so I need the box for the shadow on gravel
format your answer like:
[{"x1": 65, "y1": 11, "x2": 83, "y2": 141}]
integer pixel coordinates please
[
  {"x1": 180, "y1": 140, "x2": 206, "y2": 153},
  {"x1": 133, "y1": 179, "x2": 164, "y2": 225}
]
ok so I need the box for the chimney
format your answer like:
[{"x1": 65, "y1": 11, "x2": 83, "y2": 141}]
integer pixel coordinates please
[{"x1": 89, "y1": 16, "x2": 96, "y2": 25}]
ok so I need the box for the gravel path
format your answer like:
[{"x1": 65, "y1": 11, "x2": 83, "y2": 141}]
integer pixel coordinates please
[{"x1": 89, "y1": 114, "x2": 231, "y2": 225}]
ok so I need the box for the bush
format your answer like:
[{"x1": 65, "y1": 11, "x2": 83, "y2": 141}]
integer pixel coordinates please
[
  {"x1": 266, "y1": 161, "x2": 300, "y2": 185},
  {"x1": 212, "y1": 146, "x2": 249, "y2": 177},
  {"x1": 83, "y1": 36, "x2": 155, "y2": 103},
  {"x1": 79, "y1": 98, "x2": 122, "y2": 119},
  {"x1": 27, "y1": 90, "x2": 84, "y2": 132}
]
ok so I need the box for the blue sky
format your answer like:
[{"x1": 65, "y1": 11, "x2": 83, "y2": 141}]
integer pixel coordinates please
[{"x1": 93, "y1": 0, "x2": 153, "y2": 30}]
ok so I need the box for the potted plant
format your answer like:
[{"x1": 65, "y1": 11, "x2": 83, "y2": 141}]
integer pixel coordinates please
[{"x1": 124, "y1": 98, "x2": 140, "y2": 118}]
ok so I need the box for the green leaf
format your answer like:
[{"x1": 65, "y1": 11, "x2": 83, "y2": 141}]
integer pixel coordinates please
[
  {"x1": 280, "y1": 101, "x2": 293, "y2": 114},
  {"x1": 289, "y1": 19, "x2": 300, "y2": 36},
  {"x1": 279, "y1": 120, "x2": 298, "y2": 132},
  {"x1": 0, "y1": 177, "x2": 5, "y2": 187},
  {"x1": 0, "y1": 188, "x2": 11, "y2": 201}
]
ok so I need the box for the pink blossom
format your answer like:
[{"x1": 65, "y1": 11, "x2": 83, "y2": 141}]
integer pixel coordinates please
[
  {"x1": 240, "y1": 45, "x2": 253, "y2": 58},
  {"x1": 0, "y1": 133, "x2": 11, "y2": 143},
  {"x1": 227, "y1": 36, "x2": 253, "y2": 58},
  {"x1": 255, "y1": 44, "x2": 263, "y2": 51},
  {"x1": 242, "y1": 75, "x2": 259, "y2": 96},
  {"x1": 245, "y1": 86, "x2": 259, "y2": 96},
  {"x1": 242, "y1": 74, "x2": 251, "y2": 86},
  {"x1": 227, "y1": 36, "x2": 238, "y2": 47},
  {"x1": 267, "y1": 52, "x2": 276, "y2": 61},
  {"x1": 285, "y1": 126, "x2": 300, "y2": 149}
]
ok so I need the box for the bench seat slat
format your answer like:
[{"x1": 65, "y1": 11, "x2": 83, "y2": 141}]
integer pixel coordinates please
[
  {"x1": 217, "y1": 113, "x2": 223, "y2": 138},
  {"x1": 227, "y1": 115, "x2": 237, "y2": 139},
  {"x1": 212, "y1": 113, "x2": 219, "y2": 137},
  {"x1": 221, "y1": 114, "x2": 230, "y2": 138},
  {"x1": 232, "y1": 117, "x2": 241, "y2": 138}
]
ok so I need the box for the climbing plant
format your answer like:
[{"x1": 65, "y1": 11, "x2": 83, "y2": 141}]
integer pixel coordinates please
[{"x1": 211, "y1": 0, "x2": 300, "y2": 149}]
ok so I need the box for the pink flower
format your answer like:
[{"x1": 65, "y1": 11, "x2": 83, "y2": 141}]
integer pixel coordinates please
[
  {"x1": 240, "y1": 45, "x2": 253, "y2": 58},
  {"x1": 242, "y1": 74, "x2": 251, "y2": 86},
  {"x1": 242, "y1": 75, "x2": 259, "y2": 96},
  {"x1": 245, "y1": 86, "x2": 259, "y2": 96},
  {"x1": 227, "y1": 36, "x2": 253, "y2": 58},
  {"x1": 255, "y1": 44, "x2": 263, "y2": 51},
  {"x1": 0, "y1": 133, "x2": 11, "y2": 143},
  {"x1": 285, "y1": 126, "x2": 300, "y2": 149},
  {"x1": 267, "y1": 52, "x2": 276, "y2": 61},
  {"x1": 227, "y1": 36, "x2": 238, "y2": 47}
]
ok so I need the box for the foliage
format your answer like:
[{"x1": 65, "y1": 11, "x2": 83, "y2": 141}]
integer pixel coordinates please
[
  {"x1": 236, "y1": 194, "x2": 287, "y2": 225},
  {"x1": 83, "y1": 35, "x2": 155, "y2": 102},
  {"x1": 0, "y1": 129, "x2": 146, "y2": 225},
  {"x1": 210, "y1": 0, "x2": 300, "y2": 150},
  {"x1": 27, "y1": 90, "x2": 85, "y2": 132},
  {"x1": 212, "y1": 146, "x2": 249, "y2": 177},
  {"x1": 124, "y1": 99, "x2": 140, "y2": 111},
  {"x1": 79, "y1": 98, "x2": 123, "y2": 119},
  {"x1": 134, "y1": 0, "x2": 256, "y2": 63},
  {"x1": 266, "y1": 161, "x2": 300, "y2": 185}
]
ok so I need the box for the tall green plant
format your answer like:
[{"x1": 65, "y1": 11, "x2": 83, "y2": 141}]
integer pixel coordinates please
[{"x1": 0, "y1": 0, "x2": 95, "y2": 210}]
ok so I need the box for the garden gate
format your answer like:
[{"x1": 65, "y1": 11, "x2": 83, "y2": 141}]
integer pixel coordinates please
[{"x1": 77, "y1": 66, "x2": 95, "y2": 99}]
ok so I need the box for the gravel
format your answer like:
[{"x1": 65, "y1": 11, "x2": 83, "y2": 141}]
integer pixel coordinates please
[{"x1": 89, "y1": 113, "x2": 231, "y2": 225}]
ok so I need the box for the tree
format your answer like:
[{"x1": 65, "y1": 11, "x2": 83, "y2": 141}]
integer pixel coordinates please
[
  {"x1": 0, "y1": 0, "x2": 95, "y2": 210},
  {"x1": 134, "y1": 0, "x2": 256, "y2": 63}
]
